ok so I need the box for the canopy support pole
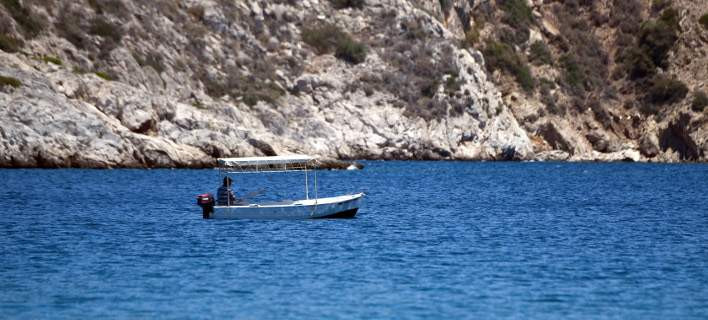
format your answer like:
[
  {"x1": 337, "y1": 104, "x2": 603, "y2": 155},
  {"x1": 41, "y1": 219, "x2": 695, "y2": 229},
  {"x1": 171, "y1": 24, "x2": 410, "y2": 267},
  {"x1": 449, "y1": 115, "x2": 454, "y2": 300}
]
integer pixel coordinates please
[{"x1": 304, "y1": 164, "x2": 309, "y2": 200}]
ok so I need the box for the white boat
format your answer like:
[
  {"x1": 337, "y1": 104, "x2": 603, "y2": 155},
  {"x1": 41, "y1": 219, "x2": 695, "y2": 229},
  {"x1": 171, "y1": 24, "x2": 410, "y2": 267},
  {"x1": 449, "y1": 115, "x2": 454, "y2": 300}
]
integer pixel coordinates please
[{"x1": 196, "y1": 155, "x2": 364, "y2": 219}]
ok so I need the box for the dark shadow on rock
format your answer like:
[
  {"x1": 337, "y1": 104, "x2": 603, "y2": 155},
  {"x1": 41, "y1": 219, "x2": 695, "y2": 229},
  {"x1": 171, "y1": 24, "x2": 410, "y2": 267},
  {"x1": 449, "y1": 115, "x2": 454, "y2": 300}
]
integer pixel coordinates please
[
  {"x1": 538, "y1": 122, "x2": 573, "y2": 154},
  {"x1": 659, "y1": 113, "x2": 702, "y2": 160},
  {"x1": 247, "y1": 138, "x2": 277, "y2": 156}
]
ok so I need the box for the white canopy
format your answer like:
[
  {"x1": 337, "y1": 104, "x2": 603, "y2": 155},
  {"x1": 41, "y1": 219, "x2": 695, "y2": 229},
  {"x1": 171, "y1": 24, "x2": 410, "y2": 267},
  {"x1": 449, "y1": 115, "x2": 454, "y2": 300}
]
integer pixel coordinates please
[{"x1": 217, "y1": 155, "x2": 314, "y2": 167}]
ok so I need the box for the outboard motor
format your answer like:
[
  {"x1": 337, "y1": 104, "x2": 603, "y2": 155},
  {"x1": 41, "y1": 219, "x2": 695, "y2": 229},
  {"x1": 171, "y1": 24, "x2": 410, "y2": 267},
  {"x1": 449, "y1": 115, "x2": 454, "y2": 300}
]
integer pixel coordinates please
[{"x1": 196, "y1": 193, "x2": 214, "y2": 219}]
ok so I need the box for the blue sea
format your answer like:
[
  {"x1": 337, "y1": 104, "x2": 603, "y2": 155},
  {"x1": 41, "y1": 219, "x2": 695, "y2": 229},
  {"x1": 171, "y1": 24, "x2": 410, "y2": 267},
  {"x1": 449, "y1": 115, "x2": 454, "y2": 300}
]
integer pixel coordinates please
[{"x1": 1, "y1": 162, "x2": 707, "y2": 319}]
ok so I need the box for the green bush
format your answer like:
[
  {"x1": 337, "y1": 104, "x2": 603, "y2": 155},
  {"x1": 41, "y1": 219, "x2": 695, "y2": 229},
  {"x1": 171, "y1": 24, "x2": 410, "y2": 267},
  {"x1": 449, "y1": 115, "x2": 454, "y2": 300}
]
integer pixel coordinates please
[
  {"x1": 439, "y1": 0, "x2": 453, "y2": 14},
  {"x1": 233, "y1": 77, "x2": 284, "y2": 107},
  {"x1": 135, "y1": 51, "x2": 165, "y2": 73},
  {"x1": 529, "y1": 41, "x2": 552, "y2": 65},
  {"x1": 444, "y1": 74, "x2": 461, "y2": 93},
  {"x1": 616, "y1": 5, "x2": 680, "y2": 83},
  {"x1": 499, "y1": 25, "x2": 528, "y2": 46},
  {"x1": 0, "y1": 33, "x2": 22, "y2": 52},
  {"x1": 461, "y1": 25, "x2": 480, "y2": 48},
  {"x1": 618, "y1": 46, "x2": 655, "y2": 79},
  {"x1": 651, "y1": 0, "x2": 671, "y2": 12},
  {"x1": 700, "y1": 13, "x2": 708, "y2": 30},
  {"x1": 638, "y1": 10, "x2": 679, "y2": 68},
  {"x1": 420, "y1": 79, "x2": 440, "y2": 98},
  {"x1": 94, "y1": 71, "x2": 112, "y2": 80},
  {"x1": 559, "y1": 54, "x2": 586, "y2": 95},
  {"x1": 187, "y1": 5, "x2": 205, "y2": 21},
  {"x1": 0, "y1": 74, "x2": 21, "y2": 88},
  {"x1": 90, "y1": 17, "x2": 123, "y2": 42},
  {"x1": 335, "y1": 36, "x2": 367, "y2": 64},
  {"x1": 329, "y1": 0, "x2": 365, "y2": 9},
  {"x1": 402, "y1": 19, "x2": 427, "y2": 40},
  {"x1": 1, "y1": 0, "x2": 44, "y2": 37},
  {"x1": 302, "y1": 24, "x2": 368, "y2": 64},
  {"x1": 646, "y1": 74, "x2": 687, "y2": 105},
  {"x1": 660, "y1": 7, "x2": 680, "y2": 27},
  {"x1": 88, "y1": 0, "x2": 127, "y2": 16},
  {"x1": 692, "y1": 90, "x2": 708, "y2": 112},
  {"x1": 90, "y1": 17, "x2": 124, "y2": 57},
  {"x1": 42, "y1": 55, "x2": 62, "y2": 65},
  {"x1": 483, "y1": 40, "x2": 534, "y2": 92},
  {"x1": 499, "y1": 0, "x2": 534, "y2": 33},
  {"x1": 611, "y1": 0, "x2": 642, "y2": 33},
  {"x1": 302, "y1": 24, "x2": 345, "y2": 54},
  {"x1": 202, "y1": 70, "x2": 285, "y2": 106},
  {"x1": 55, "y1": 8, "x2": 88, "y2": 50},
  {"x1": 554, "y1": 4, "x2": 608, "y2": 99},
  {"x1": 539, "y1": 78, "x2": 561, "y2": 115}
]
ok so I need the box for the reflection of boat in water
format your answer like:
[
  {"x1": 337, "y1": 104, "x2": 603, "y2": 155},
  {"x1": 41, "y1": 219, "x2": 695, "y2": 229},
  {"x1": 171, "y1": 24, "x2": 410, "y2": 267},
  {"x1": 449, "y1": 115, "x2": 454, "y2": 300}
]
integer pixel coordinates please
[{"x1": 196, "y1": 155, "x2": 364, "y2": 219}]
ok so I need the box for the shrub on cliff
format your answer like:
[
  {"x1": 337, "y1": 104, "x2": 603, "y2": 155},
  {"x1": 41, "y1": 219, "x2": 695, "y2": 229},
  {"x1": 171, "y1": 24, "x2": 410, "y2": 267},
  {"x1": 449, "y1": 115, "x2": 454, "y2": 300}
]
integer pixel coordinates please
[
  {"x1": 651, "y1": 0, "x2": 672, "y2": 12},
  {"x1": 692, "y1": 91, "x2": 708, "y2": 112},
  {"x1": 529, "y1": 41, "x2": 552, "y2": 65},
  {"x1": 700, "y1": 13, "x2": 708, "y2": 30},
  {"x1": 614, "y1": 4, "x2": 684, "y2": 116},
  {"x1": 553, "y1": 3, "x2": 608, "y2": 100},
  {"x1": 646, "y1": 74, "x2": 687, "y2": 106},
  {"x1": 499, "y1": 0, "x2": 534, "y2": 34},
  {"x1": 483, "y1": 40, "x2": 534, "y2": 92},
  {"x1": 1, "y1": 0, "x2": 45, "y2": 37},
  {"x1": 241, "y1": 84, "x2": 284, "y2": 107},
  {"x1": 499, "y1": 26, "x2": 528, "y2": 46},
  {"x1": 90, "y1": 16, "x2": 124, "y2": 58},
  {"x1": 135, "y1": 51, "x2": 165, "y2": 73},
  {"x1": 56, "y1": 6, "x2": 90, "y2": 50},
  {"x1": 539, "y1": 78, "x2": 562, "y2": 116},
  {"x1": 0, "y1": 33, "x2": 22, "y2": 52},
  {"x1": 559, "y1": 53, "x2": 592, "y2": 96},
  {"x1": 94, "y1": 71, "x2": 112, "y2": 80},
  {"x1": 611, "y1": 0, "x2": 642, "y2": 34},
  {"x1": 0, "y1": 74, "x2": 21, "y2": 88},
  {"x1": 302, "y1": 24, "x2": 346, "y2": 53},
  {"x1": 638, "y1": 8, "x2": 679, "y2": 69},
  {"x1": 302, "y1": 23, "x2": 367, "y2": 64},
  {"x1": 42, "y1": 55, "x2": 62, "y2": 65},
  {"x1": 461, "y1": 22, "x2": 483, "y2": 48},
  {"x1": 618, "y1": 46, "x2": 655, "y2": 79},
  {"x1": 90, "y1": 17, "x2": 123, "y2": 43},
  {"x1": 202, "y1": 63, "x2": 285, "y2": 106},
  {"x1": 87, "y1": 0, "x2": 127, "y2": 16},
  {"x1": 335, "y1": 36, "x2": 367, "y2": 64},
  {"x1": 329, "y1": 0, "x2": 365, "y2": 9}
]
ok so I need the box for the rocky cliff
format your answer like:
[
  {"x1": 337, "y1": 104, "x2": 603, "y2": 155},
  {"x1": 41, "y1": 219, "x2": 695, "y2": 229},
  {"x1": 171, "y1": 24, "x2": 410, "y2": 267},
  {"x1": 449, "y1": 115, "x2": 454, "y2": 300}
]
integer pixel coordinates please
[{"x1": 0, "y1": 0, "x2": 706, "y2": 168}]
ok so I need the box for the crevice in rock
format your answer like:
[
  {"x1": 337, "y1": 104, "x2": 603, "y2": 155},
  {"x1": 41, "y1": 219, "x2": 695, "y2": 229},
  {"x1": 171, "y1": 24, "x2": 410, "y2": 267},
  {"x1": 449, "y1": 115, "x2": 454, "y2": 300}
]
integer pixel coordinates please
[
  {"x1": 538, "y1": 122, "x2": 573, "y2": 154},
  {"x1": 498, "y1": 145, "x2": 521, "y2": 161},
  {"x1": 131, "y1": 119, "x2": 156, "y2": 135}
]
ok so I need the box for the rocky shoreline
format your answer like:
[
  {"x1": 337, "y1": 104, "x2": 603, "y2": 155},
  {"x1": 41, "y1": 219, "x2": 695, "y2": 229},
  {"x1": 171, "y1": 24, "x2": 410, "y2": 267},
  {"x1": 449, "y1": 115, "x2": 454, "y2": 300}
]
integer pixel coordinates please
[{"x1": 2, "y1": 150, "x2": 702, "y2": 170}]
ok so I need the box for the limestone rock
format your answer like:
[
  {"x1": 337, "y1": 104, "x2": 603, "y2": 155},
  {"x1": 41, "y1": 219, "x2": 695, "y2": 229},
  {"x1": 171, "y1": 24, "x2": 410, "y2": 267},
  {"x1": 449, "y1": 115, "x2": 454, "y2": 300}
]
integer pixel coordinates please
[
  {"x1": 534, "y1": 150, "x2": 570, "y2": 161},
  {"x1": 639, "y1": 133, "x2": 660, "y2": 158},
  {"x1": 0, "y1": 0, "x2": 704, "y2": 167}
]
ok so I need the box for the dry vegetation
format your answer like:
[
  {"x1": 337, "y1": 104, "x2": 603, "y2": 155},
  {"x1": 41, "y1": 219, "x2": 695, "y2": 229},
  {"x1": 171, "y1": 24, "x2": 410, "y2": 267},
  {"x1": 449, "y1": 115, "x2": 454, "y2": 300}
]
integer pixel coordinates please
[
  {"x1": 464, "y1": 0, "x2": 690, "y2": 123},
  {"x1": 0, "y1": 74, "x2": 21, "y2": 88},
  {"x1": 301, "y1": 23, "x2": 368, "y2": 65},
  {"x1": 0, "y1": 0, "x2": 698, "y2": 125}
]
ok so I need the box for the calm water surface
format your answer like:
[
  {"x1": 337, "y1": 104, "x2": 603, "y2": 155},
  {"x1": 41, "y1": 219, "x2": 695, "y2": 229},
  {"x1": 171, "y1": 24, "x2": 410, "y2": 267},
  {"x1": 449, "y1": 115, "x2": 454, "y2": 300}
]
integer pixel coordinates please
[{"x1": 1, "y1": 162, "x2": 707, "y2": 319}]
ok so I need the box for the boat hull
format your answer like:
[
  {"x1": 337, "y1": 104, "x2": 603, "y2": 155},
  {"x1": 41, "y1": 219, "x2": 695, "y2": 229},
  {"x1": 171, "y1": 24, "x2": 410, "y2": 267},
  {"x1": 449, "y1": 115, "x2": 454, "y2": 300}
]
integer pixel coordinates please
[{"x1": 208, "y1": 193, "x2": 363, "y2": 220}]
